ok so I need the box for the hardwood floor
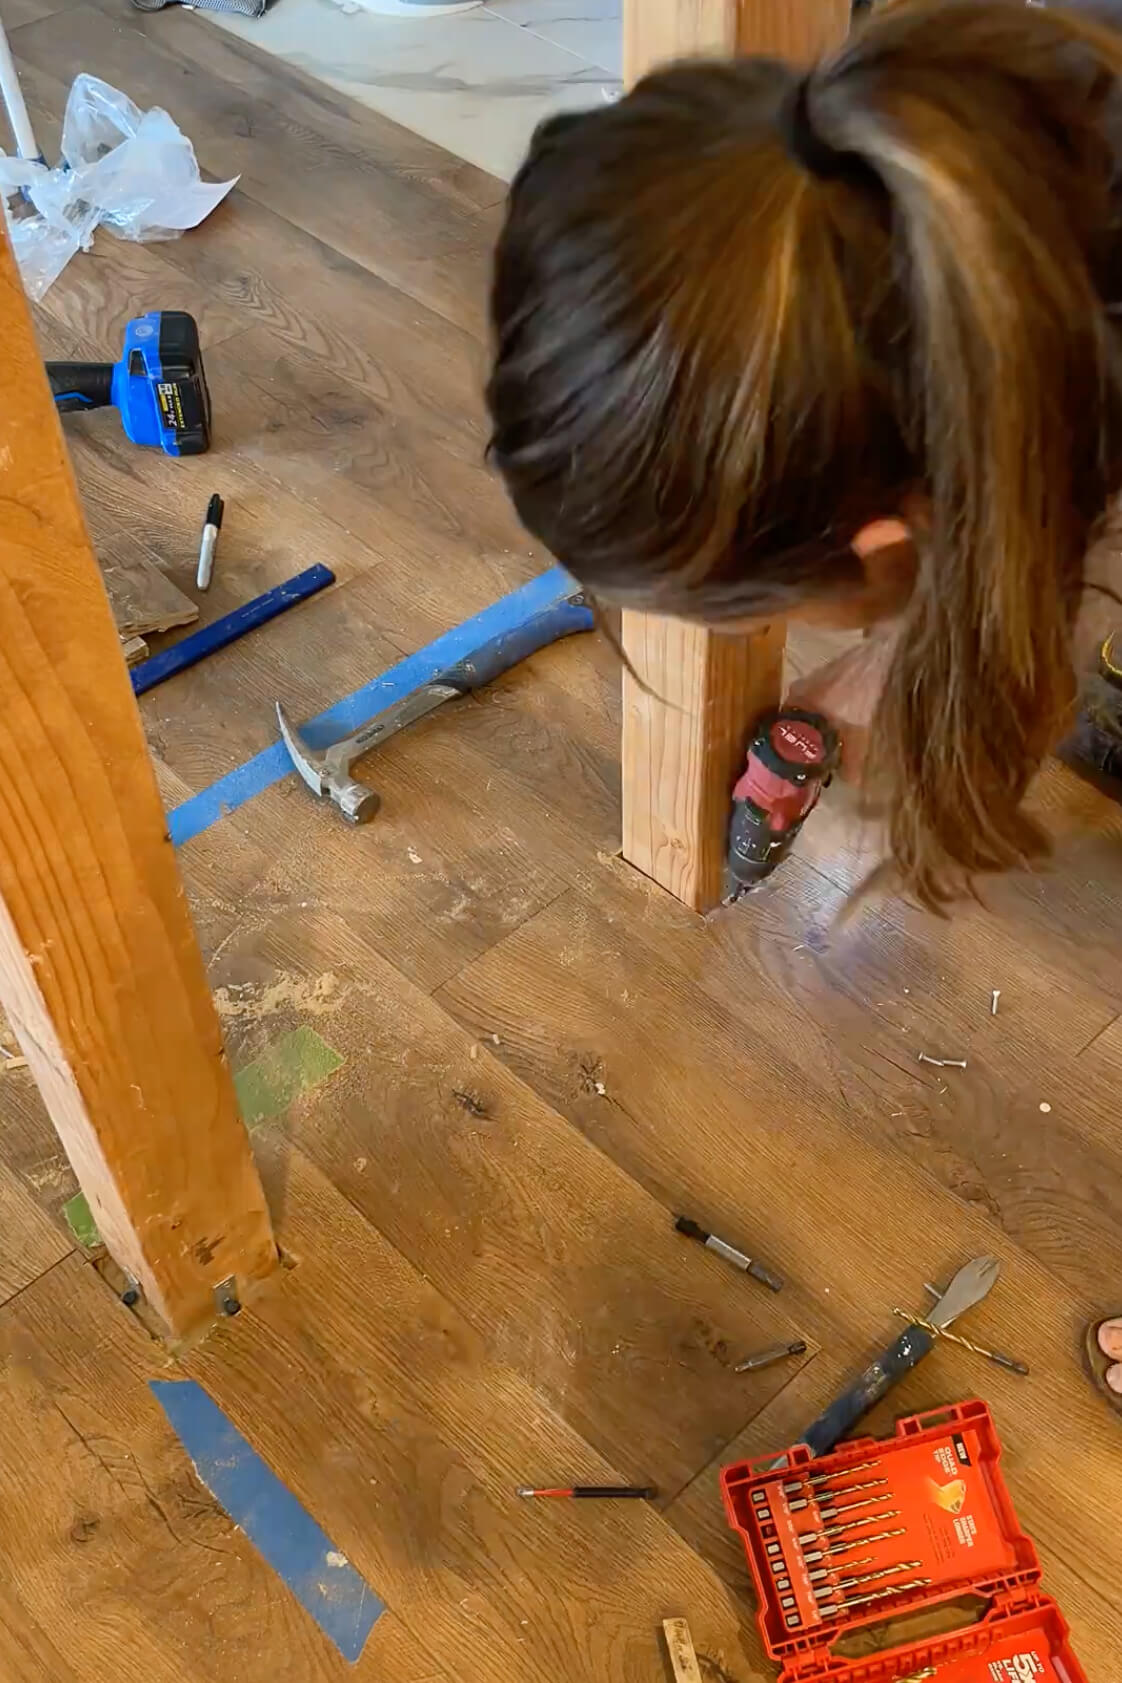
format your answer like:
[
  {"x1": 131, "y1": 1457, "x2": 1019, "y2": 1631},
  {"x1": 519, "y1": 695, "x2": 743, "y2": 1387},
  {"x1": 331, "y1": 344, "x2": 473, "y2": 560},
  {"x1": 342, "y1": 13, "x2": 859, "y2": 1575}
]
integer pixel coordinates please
[{"x1": 2, "y1": 4, "x2": 1121, "y2": 1679}]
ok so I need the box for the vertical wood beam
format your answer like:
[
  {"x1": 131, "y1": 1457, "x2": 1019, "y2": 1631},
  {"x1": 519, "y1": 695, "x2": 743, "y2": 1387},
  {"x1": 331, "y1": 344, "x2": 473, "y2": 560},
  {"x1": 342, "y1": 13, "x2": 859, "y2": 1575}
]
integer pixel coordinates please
[
  {"x1": 0, "y1": 224, "x2": 277, "y2": 1339},
  {"x1": 620, "y1": 0, "x2": 850, "y2": 910}
]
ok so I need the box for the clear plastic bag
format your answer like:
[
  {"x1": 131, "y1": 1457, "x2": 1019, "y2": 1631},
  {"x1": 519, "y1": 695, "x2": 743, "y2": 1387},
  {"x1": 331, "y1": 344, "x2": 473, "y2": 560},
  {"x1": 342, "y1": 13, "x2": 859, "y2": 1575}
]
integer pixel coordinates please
[{"x1": 0, "y1": 74, "x2": 238, "y2": 298}]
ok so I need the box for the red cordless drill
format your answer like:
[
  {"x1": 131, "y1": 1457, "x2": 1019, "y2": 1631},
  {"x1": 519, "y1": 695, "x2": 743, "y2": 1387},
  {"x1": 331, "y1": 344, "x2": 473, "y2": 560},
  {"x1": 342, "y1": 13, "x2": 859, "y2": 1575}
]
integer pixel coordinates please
[{"x1": 724, "y1": 708, "x2": 840, "y2": 900}]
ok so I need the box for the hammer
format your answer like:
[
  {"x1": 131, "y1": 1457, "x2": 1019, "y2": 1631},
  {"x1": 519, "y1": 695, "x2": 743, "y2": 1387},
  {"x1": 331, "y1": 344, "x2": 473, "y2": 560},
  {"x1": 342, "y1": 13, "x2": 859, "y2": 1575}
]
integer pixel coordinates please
[{"x1": 276, "y1": 589, "x2": 593, "y2": 822}]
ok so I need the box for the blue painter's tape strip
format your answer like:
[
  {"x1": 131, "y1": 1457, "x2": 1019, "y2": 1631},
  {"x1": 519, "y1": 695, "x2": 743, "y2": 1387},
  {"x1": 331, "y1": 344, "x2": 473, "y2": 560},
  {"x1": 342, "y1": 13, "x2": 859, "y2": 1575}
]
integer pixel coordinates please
[
  {"x1": 167, "y1": 565, "x2": 586, "y2": 847},
  {"x1": 151, "y1": 1379, "x2": 384, "y2": 1661}
]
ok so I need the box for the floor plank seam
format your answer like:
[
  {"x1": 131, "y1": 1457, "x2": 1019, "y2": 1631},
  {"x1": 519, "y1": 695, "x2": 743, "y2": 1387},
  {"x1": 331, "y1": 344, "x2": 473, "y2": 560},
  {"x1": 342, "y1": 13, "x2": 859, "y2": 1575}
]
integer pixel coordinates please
[
  {"x1": 1073, "y1": 1010, "x2": 1120, "y2": 1057},
  {"x1": 0, "y1": 1245, "x2": 78, "y2": 1315},
  {"x1": 230, "y1": 182, "x2": 493, "y2": 344},
  {"x1": 659, "y1": 1348, "x2": 827, "y2": 1516},
  {"x1": 423, "y1": 883, "x2": 573, "y2": 998}
]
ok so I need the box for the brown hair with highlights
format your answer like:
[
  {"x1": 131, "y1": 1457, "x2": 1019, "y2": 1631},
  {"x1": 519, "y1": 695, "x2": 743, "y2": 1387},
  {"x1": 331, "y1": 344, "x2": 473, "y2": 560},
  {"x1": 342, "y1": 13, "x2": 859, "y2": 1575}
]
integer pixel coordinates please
[{"x1": 487, "y1": 0, "x2": 1122, "y2": 907}]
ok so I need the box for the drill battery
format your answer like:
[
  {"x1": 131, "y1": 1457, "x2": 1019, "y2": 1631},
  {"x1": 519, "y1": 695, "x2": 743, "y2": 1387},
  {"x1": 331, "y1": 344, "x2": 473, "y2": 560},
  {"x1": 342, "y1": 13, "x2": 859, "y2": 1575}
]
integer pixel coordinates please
[{"x1": 46, "y1": 310, "x2": 211, "y2": 457}]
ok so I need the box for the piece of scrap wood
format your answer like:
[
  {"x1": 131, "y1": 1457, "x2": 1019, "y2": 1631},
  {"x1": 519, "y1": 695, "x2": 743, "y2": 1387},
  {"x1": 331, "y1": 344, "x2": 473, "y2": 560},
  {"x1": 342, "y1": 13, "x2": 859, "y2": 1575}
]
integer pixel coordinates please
[
  {"x1": 99, "y1": 532, "x2": 199, "y2": 637},
  {"x1": 121, "y1": 634, "x2": 149, "y2": 666},
  {"x1": 152, "y1": 1379, "x2": 384, "y2": 1661},
  {"x1": 1, "y1": 1053, "x2": 28, "y2": 1071},
  {"x1": 662, "y1": 1618, "x2": 703, "y2": 1683}
]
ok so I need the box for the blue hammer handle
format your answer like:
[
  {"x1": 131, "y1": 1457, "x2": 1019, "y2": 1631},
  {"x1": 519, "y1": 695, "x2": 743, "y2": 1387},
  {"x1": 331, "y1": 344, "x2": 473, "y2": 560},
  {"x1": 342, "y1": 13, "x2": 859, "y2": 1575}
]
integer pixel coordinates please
[
  {"x1": 132, "y1": 565, "x2": 335, "y2": 697},
  {"x1": 799, "y1": 1324, "x2": 935, "y2": 1459},
  {"x1": 429, "y1": 590, "x2": 593, "y2": 692}
]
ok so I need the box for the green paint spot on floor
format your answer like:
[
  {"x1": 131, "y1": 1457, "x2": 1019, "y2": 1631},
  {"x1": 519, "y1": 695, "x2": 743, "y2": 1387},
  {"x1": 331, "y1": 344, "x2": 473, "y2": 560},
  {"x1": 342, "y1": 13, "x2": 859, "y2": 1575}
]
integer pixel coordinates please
[
  {"x1": 234, "y1": 1026, "x2": 344, "y2": 1127},
  {"x1": 64, "y1": 1191, "x2": 102, "y2": 1251}
]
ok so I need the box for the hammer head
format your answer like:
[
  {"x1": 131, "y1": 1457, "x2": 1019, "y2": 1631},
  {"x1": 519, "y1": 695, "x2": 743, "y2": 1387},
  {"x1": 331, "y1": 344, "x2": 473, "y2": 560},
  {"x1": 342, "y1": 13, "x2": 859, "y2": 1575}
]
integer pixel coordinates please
[{"x1": 276, "y1": 703, "x2": 381, "y2": 824}]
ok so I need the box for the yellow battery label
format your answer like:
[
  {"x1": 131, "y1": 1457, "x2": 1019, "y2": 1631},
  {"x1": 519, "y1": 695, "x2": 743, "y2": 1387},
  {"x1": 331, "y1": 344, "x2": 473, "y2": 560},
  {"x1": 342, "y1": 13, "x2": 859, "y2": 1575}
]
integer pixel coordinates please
[{"x1": 157, "y1": 380, "x2": 186, "y2": 432}]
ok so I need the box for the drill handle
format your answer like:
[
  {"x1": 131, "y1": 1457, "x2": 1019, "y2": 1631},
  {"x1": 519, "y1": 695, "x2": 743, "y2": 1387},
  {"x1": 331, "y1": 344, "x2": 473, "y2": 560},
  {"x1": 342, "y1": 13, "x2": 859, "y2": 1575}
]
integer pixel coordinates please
[{"x1": 46, "y1": 361, "x2": 116, "y2": 413}]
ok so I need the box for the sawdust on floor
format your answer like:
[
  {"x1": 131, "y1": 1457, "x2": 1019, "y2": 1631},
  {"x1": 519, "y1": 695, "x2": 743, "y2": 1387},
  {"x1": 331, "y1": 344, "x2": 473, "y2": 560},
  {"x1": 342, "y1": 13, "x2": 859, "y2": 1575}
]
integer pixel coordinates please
[{"x1": 212, "y1": 971, "x2": 345, "y2": 1023}]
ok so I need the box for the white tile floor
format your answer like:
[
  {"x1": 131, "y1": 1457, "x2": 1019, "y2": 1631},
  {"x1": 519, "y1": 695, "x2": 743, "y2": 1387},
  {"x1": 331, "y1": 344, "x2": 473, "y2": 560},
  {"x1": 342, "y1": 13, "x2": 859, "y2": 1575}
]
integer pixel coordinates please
[{"x1": 213, "y1": 0, "x2": 622, "y2": 182}]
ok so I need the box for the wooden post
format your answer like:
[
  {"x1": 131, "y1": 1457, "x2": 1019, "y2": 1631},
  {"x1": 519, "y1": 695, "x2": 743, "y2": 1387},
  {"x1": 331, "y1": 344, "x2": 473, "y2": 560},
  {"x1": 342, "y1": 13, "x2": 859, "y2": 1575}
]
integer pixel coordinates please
[
  {"x1": 621, "y1": 0, "x2": 851, "y2": 911},
  {"x1": 0, "y1": 224, "x2": 277, "y2": 1339}
]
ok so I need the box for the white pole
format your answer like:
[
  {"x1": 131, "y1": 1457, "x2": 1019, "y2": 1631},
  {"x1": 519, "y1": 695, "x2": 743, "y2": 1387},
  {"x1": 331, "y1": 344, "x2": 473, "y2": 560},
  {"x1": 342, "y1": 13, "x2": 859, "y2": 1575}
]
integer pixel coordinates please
[{"x1": 0, "y1": 14, "x2": 41, "y2": 161}]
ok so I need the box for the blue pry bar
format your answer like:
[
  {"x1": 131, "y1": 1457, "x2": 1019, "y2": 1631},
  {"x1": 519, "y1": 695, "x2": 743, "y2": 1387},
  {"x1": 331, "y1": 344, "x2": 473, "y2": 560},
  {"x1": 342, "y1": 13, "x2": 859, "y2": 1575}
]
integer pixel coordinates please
[{"x1": 132, "y1": 564, "x2": 335, "y2": 696}]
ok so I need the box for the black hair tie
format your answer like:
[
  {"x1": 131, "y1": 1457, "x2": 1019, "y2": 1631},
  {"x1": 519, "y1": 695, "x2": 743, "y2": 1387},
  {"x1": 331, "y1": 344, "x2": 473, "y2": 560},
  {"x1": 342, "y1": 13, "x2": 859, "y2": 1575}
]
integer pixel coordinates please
[{"x1": 779, "y1": 77, "x2": 864, "y2": 183}]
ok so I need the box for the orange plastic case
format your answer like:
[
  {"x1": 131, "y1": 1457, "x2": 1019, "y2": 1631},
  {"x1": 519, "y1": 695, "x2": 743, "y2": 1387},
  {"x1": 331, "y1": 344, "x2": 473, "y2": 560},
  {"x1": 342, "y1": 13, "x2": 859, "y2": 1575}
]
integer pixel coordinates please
[{"x1": 720, "y1": 1400, "x2": 1089, "y2": 1683}]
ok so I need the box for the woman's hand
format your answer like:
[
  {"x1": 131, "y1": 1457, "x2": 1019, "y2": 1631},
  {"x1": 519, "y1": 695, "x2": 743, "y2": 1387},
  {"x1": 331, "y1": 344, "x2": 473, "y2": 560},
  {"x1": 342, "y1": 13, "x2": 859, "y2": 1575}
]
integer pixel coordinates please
[{"x1": 784, "y1": 627, "x2": 901, "y2": 782}]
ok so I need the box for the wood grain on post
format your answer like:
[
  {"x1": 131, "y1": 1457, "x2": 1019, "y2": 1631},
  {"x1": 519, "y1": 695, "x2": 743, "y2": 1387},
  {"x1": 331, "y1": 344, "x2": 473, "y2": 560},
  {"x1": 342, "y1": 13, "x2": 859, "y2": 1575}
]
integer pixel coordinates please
[
  {"x1": 620, "y1": 0, "x2": 850, "y2": 911},
  {"x1": 625, "y1": 0, "x2": 851, "y2": 73},
  {"x1": 0, "y1": 223, "x2": 277, "y2": 1338}
]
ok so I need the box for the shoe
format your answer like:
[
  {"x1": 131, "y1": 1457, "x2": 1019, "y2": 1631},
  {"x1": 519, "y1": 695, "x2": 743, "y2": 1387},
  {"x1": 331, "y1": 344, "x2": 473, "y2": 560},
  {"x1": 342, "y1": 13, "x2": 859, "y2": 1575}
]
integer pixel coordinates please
[
  {"x1": 1084, "y1": 1317, "x2": 1122, "y2": 1416},
  {"x1": 1058, "y1": 632, "x2": 1122, "y2": 795}
]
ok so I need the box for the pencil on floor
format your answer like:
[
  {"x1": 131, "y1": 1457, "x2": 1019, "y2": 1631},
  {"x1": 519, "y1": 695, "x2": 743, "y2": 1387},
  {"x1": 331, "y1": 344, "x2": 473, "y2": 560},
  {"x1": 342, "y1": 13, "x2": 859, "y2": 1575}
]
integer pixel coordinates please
[{"x1": 516, "y1": 1485, "x2": 658, "y2": 1499}]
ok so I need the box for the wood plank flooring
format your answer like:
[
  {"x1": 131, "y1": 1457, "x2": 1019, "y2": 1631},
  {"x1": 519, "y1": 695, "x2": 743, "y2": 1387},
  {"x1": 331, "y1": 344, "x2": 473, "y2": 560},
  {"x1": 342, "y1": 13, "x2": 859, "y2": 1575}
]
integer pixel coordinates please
[{"x1": 2, "y1": 6, "x2": 1121, "y2": 1680}]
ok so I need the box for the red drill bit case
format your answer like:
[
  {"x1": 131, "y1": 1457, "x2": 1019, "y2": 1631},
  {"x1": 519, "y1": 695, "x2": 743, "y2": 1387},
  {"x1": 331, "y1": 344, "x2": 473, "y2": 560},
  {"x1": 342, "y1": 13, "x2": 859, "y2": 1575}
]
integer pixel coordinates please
[{"x1": 720, "y1": 1399, "x2": 1089, "y2": 1682}]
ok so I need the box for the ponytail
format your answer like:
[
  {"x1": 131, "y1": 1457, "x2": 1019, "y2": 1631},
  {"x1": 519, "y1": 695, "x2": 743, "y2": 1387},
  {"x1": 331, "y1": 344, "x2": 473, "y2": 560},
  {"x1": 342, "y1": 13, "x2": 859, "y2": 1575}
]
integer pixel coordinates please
[
  {"x1": 488, "y1": 0, "x2": 1122, "y2": 906},
  {"x1": 818, "y1": 1, "x2": 1122, "y2": 902}
]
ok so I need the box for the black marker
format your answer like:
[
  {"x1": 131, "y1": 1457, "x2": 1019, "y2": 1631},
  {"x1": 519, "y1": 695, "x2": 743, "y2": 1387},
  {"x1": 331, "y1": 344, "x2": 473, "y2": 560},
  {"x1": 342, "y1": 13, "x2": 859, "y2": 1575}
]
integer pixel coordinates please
[{"x1": 196, "y1": 492, "x2": 224, "y2": 591}]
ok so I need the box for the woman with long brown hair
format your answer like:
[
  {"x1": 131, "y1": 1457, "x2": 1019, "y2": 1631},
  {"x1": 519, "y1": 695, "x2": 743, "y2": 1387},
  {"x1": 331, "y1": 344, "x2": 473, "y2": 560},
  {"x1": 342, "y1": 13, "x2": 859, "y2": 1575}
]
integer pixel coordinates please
[{"x1": 486, "y1": 0, "x2": 1122, "y2": 1405}]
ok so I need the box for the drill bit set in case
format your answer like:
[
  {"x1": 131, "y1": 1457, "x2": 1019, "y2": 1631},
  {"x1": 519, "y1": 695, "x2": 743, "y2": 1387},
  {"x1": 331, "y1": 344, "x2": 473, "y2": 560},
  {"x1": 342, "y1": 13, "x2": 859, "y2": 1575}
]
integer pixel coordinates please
[{"x1": 721, "y1": 1399, "x2": 1088, "y2": 1682}]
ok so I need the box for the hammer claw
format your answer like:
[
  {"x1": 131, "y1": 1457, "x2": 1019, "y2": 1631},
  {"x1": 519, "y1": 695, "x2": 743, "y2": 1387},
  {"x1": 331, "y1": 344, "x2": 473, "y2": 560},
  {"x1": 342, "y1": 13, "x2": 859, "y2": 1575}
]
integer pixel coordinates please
[
  {"x1": 276, "y1": 702, "x2": 325, "y2": 798},
  {"x1": 276, "y1": 701, "x2": 381, "y2": 822},
  {"x1": 276, "y1": 587, "x2": 594, "y2": 823}
]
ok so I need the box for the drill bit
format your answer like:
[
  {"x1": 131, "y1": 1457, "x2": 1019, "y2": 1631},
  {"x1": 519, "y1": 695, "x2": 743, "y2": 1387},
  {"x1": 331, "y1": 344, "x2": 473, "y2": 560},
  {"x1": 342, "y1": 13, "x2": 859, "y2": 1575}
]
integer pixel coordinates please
[
  {"x1": 897, "y1": 1305, "x2": 1029, "y2": 1375},
  {"x1": 803, "y1": 1538, "x2": 895, "y2": 1565},
  {"x1": 824, "y1": 1528, "x2": 907, "y2": 1558},
  {"x1": 807, "y1": 1555, "x2": 874, "y2": 1582},
  {"x1": 781, "y1": 1459, "x2": 880, "y2": 1494},
  {"x1": 797, "y1": 1510, "x2": 901, "y2": 1545},
  {"x1": 917, "y1": 1284, "x2": 1031, "y2": 1375},
  {"x1": 828, "y1": 1578, "x2": 930, "y2": 1615},
  {"x1": 814, "y1": 1561, "x2": 923, "y2": 1600},
  {"x1": 787, "y1": 1490, "x2": 886, "y2": 1518}
]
